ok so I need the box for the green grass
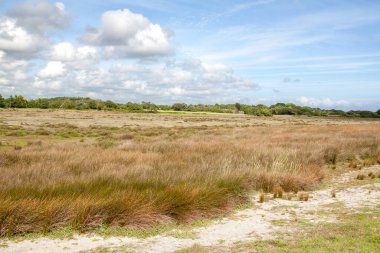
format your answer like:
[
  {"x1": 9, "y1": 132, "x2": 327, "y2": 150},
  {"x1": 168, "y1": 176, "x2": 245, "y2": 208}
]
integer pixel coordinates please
[{"x1": 235, "y1": 208, "x2": 380, "y2": 253}]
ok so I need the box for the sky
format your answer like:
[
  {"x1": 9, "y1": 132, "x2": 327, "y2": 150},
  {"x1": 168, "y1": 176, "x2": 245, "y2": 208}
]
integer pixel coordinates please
[{"x1": 0, "y1": 0, "x2": 380, "y2": 110}]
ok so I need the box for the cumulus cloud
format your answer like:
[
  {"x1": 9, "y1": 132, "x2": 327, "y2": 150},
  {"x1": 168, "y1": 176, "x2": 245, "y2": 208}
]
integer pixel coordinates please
[
  {"x1": 0, "y1": 17, "x2": 46, "y2": 56},
  {"x1": 0, "y1": 50, "x2": 29, "y2": 93},
  {"x1": 50, "y1": 42, "x2": 98, "y2": 67},
  {"x1": 7, "y1": 0, "x2": 70, "y2": 35},
  {"x1": 0, "y1": 2, "x2": 257, "y2": 104},
  {"x1": 37, "y1": 61, "x2": 66, "y2": 78},
  {"x1": 0, "y1": 1, "x2": 70, "y2": 58},
  {"x1": 19, "y1": 58, "x2": 258, "y2": 103},
  {"x1": 296, "y1": 96, "x2": 349, "y2": 107},
  {"x1": 81, "y1": 9, "x2": 173, "y2": 58}
]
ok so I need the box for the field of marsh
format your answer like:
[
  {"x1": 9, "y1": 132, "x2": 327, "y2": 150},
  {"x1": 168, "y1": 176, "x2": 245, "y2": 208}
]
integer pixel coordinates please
[{"x1": 0, "y1": 109, "x2": 380, "y2": 237}]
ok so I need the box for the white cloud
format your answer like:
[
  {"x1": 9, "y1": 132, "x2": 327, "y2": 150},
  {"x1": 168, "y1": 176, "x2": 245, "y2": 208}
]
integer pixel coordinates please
[
  {"x1": 0, "y1": 1, "x2": 70, "y2": 58},
  {"x1": 55, "y1": 2, "x2": 65, "y2": 12},
  {"x1": 296, "y1": 96, "x2": 350, "y2": 107},
  {"x1": 7, "y1": 0, "x2": 70, "y2": 35},
  {"x1": 109, "y1": 63, "x2": 145, "y2": 73},
  {"x1": 22, "y1": 58, "x2": 258, "y2": 103},
  {"x1": 82, "y1": 9, "x2": 172, "y2": 58},
  {"x1": 50, "y1": 42, "x2": 98, "y2": 67},
  {"x1": 0, "y1": 17, "x2": 45, "y2": 55},
  {"x1": 0, "y1": 49, "x2": 29, "y2": 92},
  {"x1": 37, "y1": 61, "x2": 66, "y2": 78}
]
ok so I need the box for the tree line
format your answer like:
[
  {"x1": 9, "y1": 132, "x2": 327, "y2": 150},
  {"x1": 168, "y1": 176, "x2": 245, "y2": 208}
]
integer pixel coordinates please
[{"x1": 0, "y1": 94, "x2": 379, "y2": 118}]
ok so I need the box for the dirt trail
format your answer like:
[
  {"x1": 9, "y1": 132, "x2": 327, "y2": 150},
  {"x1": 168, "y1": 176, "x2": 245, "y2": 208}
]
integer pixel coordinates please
[{"x1": 1, "y1": 166, "x2": 380, "y2": 253}]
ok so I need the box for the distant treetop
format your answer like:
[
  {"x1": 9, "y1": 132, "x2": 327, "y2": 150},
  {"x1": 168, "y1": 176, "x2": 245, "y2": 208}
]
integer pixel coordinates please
[{"x1": 0, "y1": 94, "x2": 379, "y2": 118}]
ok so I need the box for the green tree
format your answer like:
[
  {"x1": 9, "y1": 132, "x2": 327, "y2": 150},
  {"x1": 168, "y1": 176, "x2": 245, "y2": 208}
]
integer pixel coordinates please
[
  {"x1": 14, "y1": 95, "x2": 27, "y2": 108},
  {"x1": 104, "y1": 100, "x2": 118, "y2": 109},
  {"x1": 5, "y1": 96, "x2": 15, "y2": 108},
  {"x1": 377, "y1": 109, "x2": 380, "y2": 115},
  {"x1": 172, "y1": 103, "x2": 188, "y2": 111},
  {"x1": 0, "y1": 94, "x2": 5, "y2": 108},
  {"x1": 88, "y1": 100, "x2": 97, "y2": 110}
]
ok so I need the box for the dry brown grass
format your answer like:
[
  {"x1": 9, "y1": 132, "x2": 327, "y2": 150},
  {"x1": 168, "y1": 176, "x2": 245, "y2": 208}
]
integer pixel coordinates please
[
  {"x1": 356, "y1": 173, "x2": 366, "y2": 180},
  {"x1": 0, "y1": 111, "x2": 380, "y2": 237}
]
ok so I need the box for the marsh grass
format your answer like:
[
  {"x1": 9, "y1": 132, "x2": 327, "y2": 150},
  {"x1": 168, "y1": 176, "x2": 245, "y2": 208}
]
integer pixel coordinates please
[
  {"x1": 259, "y1": 192, "x2": 266, "y2": 203},
  {"x1": 356, "y1": 173, "x2": 366, "y2": 180},
  {"x1": 0, "y1": 123, "x2": 379, "y2": 236},
  {"x1": 298, "y1": 192, "x2": 309, "y2": 201},
  {"x1": 272, "y1": 185, "x2": 284, "y2": 199}
]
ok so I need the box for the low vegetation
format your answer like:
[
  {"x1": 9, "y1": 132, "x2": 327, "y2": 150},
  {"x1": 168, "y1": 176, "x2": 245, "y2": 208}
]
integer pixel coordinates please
[
  {"x1": 235, "y1": 209, "x2": 380, "y2": 253},
  {"x1": 0, "y1": 111, "x2": 379, "y2": 237},
  {"x1": 1, "y1": 94, "x2": 379, "y2": 118}
]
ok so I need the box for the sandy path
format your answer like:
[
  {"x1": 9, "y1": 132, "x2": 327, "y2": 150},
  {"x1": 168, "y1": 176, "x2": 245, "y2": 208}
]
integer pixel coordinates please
[{"x1": 1, "y1": 166, "x2": 379, "y2": 253}]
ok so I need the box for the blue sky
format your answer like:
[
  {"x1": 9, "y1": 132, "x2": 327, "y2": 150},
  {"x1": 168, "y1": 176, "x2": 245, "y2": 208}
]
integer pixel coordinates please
[{"x1": 0, "y1": 0, "x2": 379, "y2": 110}]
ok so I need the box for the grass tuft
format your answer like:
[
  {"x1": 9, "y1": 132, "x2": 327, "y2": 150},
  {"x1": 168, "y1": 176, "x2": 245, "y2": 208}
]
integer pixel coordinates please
[
  {"x1": 259, "y1": 192, "x2": 265, "y2": 203},
  {"x1": 298, "y1": 192, "x2": 309, "y2": 201},
  {"x1": 272, "y1": 185, "x2": 284, "y2": 199},
  {"x1": 356, "y1": 174, "x2": 365, "y2": 180}
]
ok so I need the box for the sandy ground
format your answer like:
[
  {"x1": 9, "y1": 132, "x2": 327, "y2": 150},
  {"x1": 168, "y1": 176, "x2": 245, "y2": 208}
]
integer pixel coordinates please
[
  {"x1": 1, "y1": 109, "x2": 379, "y2": 129},
  {"x1": 1, "y1": 166, "x2": 379, "y2": 253}
]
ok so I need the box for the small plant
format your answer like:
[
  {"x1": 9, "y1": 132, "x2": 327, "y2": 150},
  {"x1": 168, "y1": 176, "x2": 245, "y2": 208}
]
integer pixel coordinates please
[
  {"x1": 324, "y1": 147, "x2": 338, "y2": 165},
  {"x1": 356, "y1": 173, "x2": 365, "y2": 180},
  {"x1": 27, "y1": 140, "x2": 43, "y2": 146},
  {"x1": 363, "y1": 159, "x2": 376, "y2": 167},
  {"x1": 368, "y1": 172, "x2": 374, "y2": 177},
  {"x1": 14, "y1": 145, "x2": 22, "y2": 150},
  {"x1": 272, "y1": 185, "x2": 284, "y2": 199},
  {"x1": 349, "y1": 160, "x2": 358, "y2": 169},
  {"x1": 298, "y1": 192, "x2": 309, "y2": 201},
  {"x1": 331, "y1": 190, "x2": 336, "y2": 198},
  {"x1": 259, "y1": 191, "x2": 265, "y2": 203},
  {"x1": 97, "y1": 138, "x2": 114, "y2": 148}
]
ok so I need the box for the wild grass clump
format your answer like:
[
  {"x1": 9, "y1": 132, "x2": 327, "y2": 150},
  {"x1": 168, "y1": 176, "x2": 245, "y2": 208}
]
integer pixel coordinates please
[
  {"x1": 356, "y1": 174, "x2": 365, "y2": 180},
  {"x1": 324, "y1": 147, "x2": 339, "y2": 165},
  {"x1": 298, "y1": 192, "x2": 309, "y2": 201},
  {"x1": 348, "y1": 160, "x2": 358, "y2": 169},
  {"x1": 272, "y1": 185, "x2": 284, "y2": 199},
  {"x1": 368, "y1": 172, "x2": 376, "y2": 179},
  {"x1": 259, "y1": 192, "x2": 265, "y2": 203},
  {"x1": 0, "y1": 123, "x2": 379, "y2": 236},
  {"x1": 96, "y1": 138, "x2": 114, "y2": 149}
]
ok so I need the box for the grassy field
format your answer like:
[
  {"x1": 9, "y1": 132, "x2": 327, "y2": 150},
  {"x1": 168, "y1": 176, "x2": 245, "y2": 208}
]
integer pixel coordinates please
[{"x1": 0, "y1": 109, "x2": 380, "y2": 237}]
